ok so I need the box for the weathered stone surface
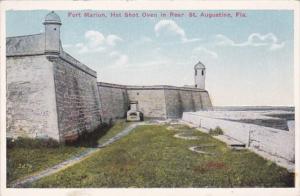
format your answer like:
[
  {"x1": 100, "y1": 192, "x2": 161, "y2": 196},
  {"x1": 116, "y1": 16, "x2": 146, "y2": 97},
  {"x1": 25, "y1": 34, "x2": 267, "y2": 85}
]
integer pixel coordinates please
[
  {"x1": 6, "y1": 34, "x2": 45, "y2": 56},
  {"x1": 165, "y1": 89, "x2": 212, "y2": 118},
  {"x1": 6, "y1": 53, "x2": 102, "y2": 142},
  {"x1": 6, "y1": 55, "x2": 59, "y2": 140},
  {"x1": 200, "y1": 91, "x2": 212, "y2": 109},
  {"x1": 52, "y1": 57, "x2": 101, "y2": 142},
  {"x1": 127, "y1": 88, "x2": 167, "y2": 118},
  {"x1": 97, "y1": 84, "x2": 213, "y2": 120},
  {"x1": 164, "y1": 90, "x2": 183, "y2": 118},
  {"x1": 6, "y1": 11, "x2": 102, "y2": 142},
  {"x1": 97, "y1": 83, "x2": 128, "y2": 123}
]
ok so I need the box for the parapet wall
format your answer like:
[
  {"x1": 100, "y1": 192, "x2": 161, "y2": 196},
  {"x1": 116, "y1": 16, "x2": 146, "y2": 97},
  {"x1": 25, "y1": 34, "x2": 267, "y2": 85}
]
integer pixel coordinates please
[
  {"x1": 97, "y1": 82, "x2": 128, "y2": 123},
  {"x1": 165, "y1": 89, "x2": 212, "y2": 118},
  {"x1": 52, "y1": 56, "x2": 101, "y2": 142},
  {"x1": 127, "y1": 88, "x2": 167, "y2": 118},
  {"x1": 6, "y1": 34, "x2": 45, "y2": 56},
  {"x1": 97, "y1": 83, "x2": 213, "y2": 120}
]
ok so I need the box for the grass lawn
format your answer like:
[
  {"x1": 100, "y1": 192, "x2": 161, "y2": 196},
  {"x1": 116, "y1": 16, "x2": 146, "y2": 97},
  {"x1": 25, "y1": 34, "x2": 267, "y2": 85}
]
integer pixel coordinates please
[
  {"x1": 97, "y1": 120, "x2": 133, "y2": 145},
  {"x1": 7, "y1": 146, "x2": 86, "y2": 185},
  {"x1": 7, "y1": 120, "x2": 131, "y2": 186},
  {"x1": 31, "y1": 124, "x2": 294, "y2": 188}
]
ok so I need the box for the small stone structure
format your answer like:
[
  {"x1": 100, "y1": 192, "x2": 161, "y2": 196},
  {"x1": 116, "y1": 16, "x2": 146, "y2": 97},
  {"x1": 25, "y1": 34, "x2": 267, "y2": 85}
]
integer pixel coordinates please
[
  {"x1": 6, "y1": 11, "x2": 213, "y2": 142},
  {"x1": 126, "y1": 101, "x2": 143, "y2": 121}
]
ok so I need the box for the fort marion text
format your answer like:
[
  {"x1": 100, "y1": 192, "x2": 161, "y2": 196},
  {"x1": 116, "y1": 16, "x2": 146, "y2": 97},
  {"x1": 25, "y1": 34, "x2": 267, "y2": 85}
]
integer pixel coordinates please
[{"x1": 67, "y1": 11, "x2": 246, "y2": 18}]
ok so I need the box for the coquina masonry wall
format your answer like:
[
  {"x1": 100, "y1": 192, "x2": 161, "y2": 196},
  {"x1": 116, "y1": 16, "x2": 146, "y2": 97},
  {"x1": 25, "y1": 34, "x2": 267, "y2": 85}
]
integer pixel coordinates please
[
  {"x1": 96, "y1": 85, "x2": 213, "y2": 120},
  {"x1": 164, "y1": 89, "x2": 212, "y2": 118},
  {"x1": 7, "y1": 36, "x2": 101, "y2": 142},
  {"x1": 7, "y1": 53, "x2": 212, "y2": 141},
  {"x1": 6, "y1": 55, "x2": 60, "y2": 140},
  {"x1": 51, "y1": 52, "x2": 101, "y2": 142},
  {"x1": 127, "y1": 88, "x2": 167, "y2": 118},
  {"x1": 97, "y1": 82, "x2": 128, "y2": 123}
]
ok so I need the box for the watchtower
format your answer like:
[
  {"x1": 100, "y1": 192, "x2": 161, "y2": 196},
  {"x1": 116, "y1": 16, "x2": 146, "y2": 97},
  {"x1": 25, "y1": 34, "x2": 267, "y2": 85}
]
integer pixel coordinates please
[
  {"x1": 43, "y1": 11, "x2": 62, "y2": 54},
  {"x1": 194, "y1": 61, "x2": 206, "y2": 89}
]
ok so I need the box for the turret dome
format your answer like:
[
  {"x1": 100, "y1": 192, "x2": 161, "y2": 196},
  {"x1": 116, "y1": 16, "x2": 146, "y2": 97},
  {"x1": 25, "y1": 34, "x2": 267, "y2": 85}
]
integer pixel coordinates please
[
  {"x1": 44, "y1": 11, "x2": 61, "y2": 25},
  {"x1": 194, "y1": 61, "x2": 205, "y2": 70}
]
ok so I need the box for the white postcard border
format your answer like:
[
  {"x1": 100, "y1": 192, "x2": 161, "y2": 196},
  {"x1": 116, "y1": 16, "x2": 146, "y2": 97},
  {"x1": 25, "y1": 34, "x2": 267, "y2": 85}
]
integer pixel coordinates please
[{"x1": 1, "y1": 1, "x2": 299, "y2": 196}]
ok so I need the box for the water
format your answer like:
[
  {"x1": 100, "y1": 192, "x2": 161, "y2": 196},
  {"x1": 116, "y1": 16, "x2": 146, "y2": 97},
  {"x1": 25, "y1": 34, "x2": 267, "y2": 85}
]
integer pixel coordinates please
[
  {"x1": 214, "y1": 106, "x2": 294, "y2": 112},
  {"x1": 213, "y1": 106, "x2": 295, "y2": 131}
]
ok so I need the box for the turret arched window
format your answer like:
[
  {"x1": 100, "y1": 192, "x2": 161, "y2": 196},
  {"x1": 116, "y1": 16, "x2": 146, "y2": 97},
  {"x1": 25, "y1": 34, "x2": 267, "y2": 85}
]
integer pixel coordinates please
[
  {"x1": 202, "y1": 70, "x2": 204, "y2": 76},
  {"x1": 195, "y1": 70, "x2": 197, "y2": 76}
]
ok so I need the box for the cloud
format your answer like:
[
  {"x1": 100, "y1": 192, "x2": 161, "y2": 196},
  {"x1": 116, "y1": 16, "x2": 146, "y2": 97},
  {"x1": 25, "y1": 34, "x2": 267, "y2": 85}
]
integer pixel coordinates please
[
  {"x1": 140, "y1": 36, "x2": 153, "y2": 43},
  {"x1": 75, "y1": 42, "x2": 105, "y2": 54},
  {"x1": 106, "y1": 34, "x2": 123, "y2": 46},
  {"x1": 215, "y1": 33, "x2": 285, "y2": 50},
  {"x1": 132, "y1": 59, "x2": 171, "y2": 69},
  {"x1": 130, "y1": 36, "x2": 154, "y2": 47},
  {"x1": 155, "y1": 20, "x2": 185, "y2": 39},
  {"x1": 71, "y1": 30, "x2": 123, "y2": 54},
  {"x1": 193, "y1": 46, "x2": 218, "y2": 59},
  {"x1": 84, "y1": 30, "x2": 105, "y2": 48},
  {"x1": 109, "y1": 51, "x2": 129, "y2": 66},
  {"x1": 115, "y1": 54, "x2": 129, "y2": 66},
  {"x1": 154, "y1": 20, "x2": 200, "y2": 43}
]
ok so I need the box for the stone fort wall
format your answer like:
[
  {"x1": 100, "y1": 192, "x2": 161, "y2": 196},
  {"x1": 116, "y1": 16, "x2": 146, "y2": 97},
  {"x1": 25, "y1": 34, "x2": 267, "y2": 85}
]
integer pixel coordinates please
[
  {"x1": 97, "y1": 83, "x2": 213, "y2": 121},
  {"x1": 7, "y1": 46, "x2": 212, "y2": 141},
  {"x1": 97, "y1": 82, "x2": 128, "y2": 123},
  {"x1": 6, "y1": 35, "x2": 101, "y2": 142},
  {"x1": 51, "y1": 52, "x2": 101, "y2": 142},
  {"x1": 165, "y1": 88, "x2": 212, "y2": 118},
  {"x1": 6, "y1": 55, "x2": 60, "y2": 140},
  {"x1": 6, "y1": 11, "x2": 212, "y2": 142}
]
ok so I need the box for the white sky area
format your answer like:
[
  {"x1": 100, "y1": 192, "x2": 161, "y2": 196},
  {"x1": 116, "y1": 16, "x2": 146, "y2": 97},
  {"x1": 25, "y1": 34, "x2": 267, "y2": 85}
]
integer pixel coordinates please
[{"x1": 6, "y1": 10, "x2": 294, "y2": 106}]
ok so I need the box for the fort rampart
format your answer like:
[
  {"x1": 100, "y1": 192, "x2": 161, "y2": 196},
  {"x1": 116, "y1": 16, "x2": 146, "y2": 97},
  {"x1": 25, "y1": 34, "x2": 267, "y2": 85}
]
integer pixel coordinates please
[{"x1": 6, "y1": 11, "x2": 212, "y2": 142}]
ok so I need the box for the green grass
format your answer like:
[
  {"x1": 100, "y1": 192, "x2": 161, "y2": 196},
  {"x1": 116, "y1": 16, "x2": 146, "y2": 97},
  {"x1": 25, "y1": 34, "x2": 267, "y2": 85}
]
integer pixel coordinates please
[
  {"x1": 31, "y1": 124, "x2": 294, "y2": 188},
  {"x1": 97, "y1": 120, "x2": 133, "y2": 145},
  {"x1": 209, "y1": 126, "x2": 224, "y2": 135},
  {"x1": 7, "y1": 146, "x2": 86, "y2": 185},
  {"x1": 7, "y1": 120, "x2": 131, "y2": 186}
]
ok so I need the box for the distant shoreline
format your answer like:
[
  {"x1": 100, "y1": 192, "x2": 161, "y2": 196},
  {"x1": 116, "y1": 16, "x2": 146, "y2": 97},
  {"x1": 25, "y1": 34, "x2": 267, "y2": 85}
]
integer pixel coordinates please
[{"x1": 213, "y1": 106, "x2": 294, "y2": 112}]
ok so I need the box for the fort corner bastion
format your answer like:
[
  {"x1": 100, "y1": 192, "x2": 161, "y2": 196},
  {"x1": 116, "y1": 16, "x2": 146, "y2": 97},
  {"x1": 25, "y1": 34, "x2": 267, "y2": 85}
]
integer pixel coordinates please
[{"x1": 6, "y1": 11, "x2": 212, "y2": 143}]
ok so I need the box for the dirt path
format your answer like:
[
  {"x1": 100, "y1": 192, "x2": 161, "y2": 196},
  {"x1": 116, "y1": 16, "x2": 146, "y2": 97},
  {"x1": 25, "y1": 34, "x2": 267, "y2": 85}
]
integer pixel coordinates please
[{"x1": 9, "y1": 122, "x2": 147, "y2": 188}]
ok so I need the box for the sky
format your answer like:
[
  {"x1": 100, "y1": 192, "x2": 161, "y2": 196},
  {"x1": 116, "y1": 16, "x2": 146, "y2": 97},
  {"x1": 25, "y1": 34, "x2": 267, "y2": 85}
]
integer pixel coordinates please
[{"x1": 6, "y1": 10, "x2": 294, "y2": 106}]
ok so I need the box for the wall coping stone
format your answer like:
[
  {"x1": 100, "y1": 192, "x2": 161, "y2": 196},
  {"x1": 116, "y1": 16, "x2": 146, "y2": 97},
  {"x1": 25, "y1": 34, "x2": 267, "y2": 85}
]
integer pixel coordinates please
[
  {"x1": 98, "y1": 82, "x2": 208, "y2": 92},
  {"x1": 97, "y1": 82, "x2": 127, "y2": 89},
  {"x1": 6, "y1": 33, "x2": 97, "y2": 78},
  {"x1": 59, "y1": 51, "x2": 97, "y2": 78}
]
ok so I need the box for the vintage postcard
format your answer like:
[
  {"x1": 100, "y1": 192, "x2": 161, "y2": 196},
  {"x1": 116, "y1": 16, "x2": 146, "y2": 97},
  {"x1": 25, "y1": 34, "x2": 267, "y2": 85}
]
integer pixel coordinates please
[{"x1": 0, "y1": 1, "x2": 299, "y2": 196}]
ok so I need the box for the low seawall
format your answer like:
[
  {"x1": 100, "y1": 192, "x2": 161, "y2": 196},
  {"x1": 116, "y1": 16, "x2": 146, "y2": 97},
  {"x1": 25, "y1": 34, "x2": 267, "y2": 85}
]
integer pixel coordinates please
[{"x1": 182, "y1": 112, "x2": 295, "y2": 163}]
